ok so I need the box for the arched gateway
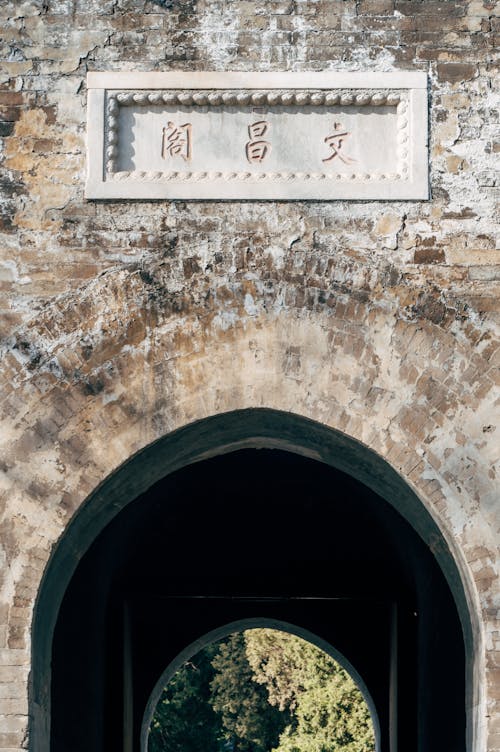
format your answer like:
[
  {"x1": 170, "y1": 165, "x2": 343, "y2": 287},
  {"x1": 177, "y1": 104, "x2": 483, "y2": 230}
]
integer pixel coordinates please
[
  {"x1": 31, "y1": 409, "x2": 478, "y2": 752},
  {"x1": 1, "y1": 2, "x2": 499, "y2": 751}
]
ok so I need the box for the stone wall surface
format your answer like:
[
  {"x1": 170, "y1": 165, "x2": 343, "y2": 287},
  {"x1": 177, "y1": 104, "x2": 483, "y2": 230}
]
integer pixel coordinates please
[{"x1": 0, "y1": 0, "x2": 498, "y2": 750}]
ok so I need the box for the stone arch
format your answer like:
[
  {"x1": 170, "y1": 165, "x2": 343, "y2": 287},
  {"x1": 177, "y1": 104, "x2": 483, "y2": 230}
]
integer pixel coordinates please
[
  {"x1": 29, "y1": 408, "x2": 480, "y2": 752},
  {"x1": 140, "y1": 617, "x2": 382, "y2": 752},
  {"x1": 0, "y1": 261, "x2": 495, "y2": 750}
]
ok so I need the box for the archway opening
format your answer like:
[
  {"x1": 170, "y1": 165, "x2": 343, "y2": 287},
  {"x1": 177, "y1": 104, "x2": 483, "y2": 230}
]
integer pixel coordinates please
[
  {"x1": 31, "y1": 410, "x2": 474, "y2": 752},
  {"x1": 146, "y1": 624, "x2": 378, "y2": 752},
  {"x1": 43, "y1": 443, "x2": 466, "y2": 752}
]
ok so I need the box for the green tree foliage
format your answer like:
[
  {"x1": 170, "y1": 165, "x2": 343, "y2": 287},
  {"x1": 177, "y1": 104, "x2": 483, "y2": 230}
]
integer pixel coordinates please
[
  {"x1": 245, "y1": 629, "x2": 375, "y2": 752},
  {"x1": 148, "y1": 629, "x2": 375, "y2": 752},
  {"x1": 148, "y1": 642, "x2": 221, "y2": 752},
  {"x1": 210, "y1": 632, "x2": 289, "y2": 752}
]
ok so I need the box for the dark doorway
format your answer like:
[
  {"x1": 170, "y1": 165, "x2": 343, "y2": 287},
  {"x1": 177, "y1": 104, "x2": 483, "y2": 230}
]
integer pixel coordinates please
[{"x1": 49, "y1": 447, "x2": 465, "y2": 752}]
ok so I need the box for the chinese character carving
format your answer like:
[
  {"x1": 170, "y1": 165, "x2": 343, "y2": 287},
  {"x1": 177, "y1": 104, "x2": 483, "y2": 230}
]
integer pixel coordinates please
[
  {"x1": 162, "y1": 121, "x2": 192, "y2": 161},
  {"x1": 246, "y1": 121, "x2": 271, "y2": 163},
  {"x1": 322, "y1": 122, "x2": 356, "y2": 165}
]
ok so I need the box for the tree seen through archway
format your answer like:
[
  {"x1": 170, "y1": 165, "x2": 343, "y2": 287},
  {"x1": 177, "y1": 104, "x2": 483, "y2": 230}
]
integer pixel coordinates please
[{"x1": 148, "y1": 629, "x2": 376, "y2": 752}]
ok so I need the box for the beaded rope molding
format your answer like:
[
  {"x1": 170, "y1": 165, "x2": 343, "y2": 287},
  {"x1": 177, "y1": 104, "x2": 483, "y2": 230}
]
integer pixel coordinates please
[{"x1": 104, "y1": 89, "x2": 410, "y2": 183}]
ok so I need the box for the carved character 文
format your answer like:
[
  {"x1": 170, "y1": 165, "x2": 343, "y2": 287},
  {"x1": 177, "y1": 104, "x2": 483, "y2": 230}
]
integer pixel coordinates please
[{"x1": 322, "y1": 122, "x2": 356, "y2": 165}]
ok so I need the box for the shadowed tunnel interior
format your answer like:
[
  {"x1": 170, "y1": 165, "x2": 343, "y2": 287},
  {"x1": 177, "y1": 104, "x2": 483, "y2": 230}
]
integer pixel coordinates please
[{"x1": 50, "y1": 448, "x2": 465, "y2": 752}]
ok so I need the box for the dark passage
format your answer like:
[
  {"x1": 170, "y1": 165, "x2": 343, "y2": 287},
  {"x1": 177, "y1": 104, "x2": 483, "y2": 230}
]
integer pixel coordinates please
[{"x1": 50, "y1": 448, "x2": 465, "y2": 752}]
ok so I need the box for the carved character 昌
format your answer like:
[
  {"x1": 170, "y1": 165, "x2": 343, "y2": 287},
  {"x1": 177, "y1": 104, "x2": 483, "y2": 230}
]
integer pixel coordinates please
[{"x1": 246, "y1": 120, "x2": 271, "y2": 163}]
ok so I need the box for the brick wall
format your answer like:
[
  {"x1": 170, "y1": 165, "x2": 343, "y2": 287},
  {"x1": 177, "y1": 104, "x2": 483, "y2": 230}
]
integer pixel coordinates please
[
  {"x1": 0, "y1": 0, "x2": 498, "y2": 334},
  {"x1": 0, "y1": 0, "x2": 498, "y2": 750}
]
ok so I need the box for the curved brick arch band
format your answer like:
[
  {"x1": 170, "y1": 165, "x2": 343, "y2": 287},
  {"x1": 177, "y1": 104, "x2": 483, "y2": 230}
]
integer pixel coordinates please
[{"x1": 0, "y1": 259, "x2": 495, "y2": 752}]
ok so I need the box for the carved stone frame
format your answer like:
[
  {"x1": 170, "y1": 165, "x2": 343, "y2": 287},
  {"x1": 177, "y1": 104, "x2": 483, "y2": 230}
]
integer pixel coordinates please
[{"x1": 86, "y1": 71, "x2": 428, "y2": 200}]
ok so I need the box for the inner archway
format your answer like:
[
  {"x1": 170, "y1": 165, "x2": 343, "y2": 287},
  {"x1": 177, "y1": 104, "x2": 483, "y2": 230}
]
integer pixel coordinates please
[
  {"x1": 31, "y1": 410, "x2": 473, "y2": 752},
  {"x1": 144, "y1": 620, "x2": 379, "y2": 752}
]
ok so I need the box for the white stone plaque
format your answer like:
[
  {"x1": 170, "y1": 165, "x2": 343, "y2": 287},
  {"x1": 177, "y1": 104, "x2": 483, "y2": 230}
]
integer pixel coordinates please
[{"x1": 86, "y1": 72, "x2": 428, "y2": 200}]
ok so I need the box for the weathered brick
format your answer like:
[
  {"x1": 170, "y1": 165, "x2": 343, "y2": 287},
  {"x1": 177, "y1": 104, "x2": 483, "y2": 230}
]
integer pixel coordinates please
[
  {"x1": 414, "y1": 248, "x2": 446, "y2": 264},
  {"x1": 357, "y1": 0, "x2": 394, "y2": 14},
  {"x1": 469, "y1": 265, "x2": 500, "y2": 281},
  {"x1": 436, "y1": 62, "x2": 478, "y2": 81},
  {"x1": 0, "y1": 1, "x2": 498, "y2": 750}
]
